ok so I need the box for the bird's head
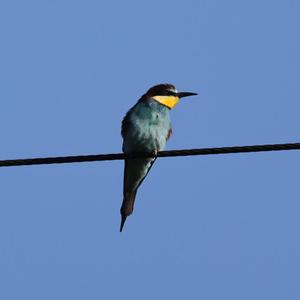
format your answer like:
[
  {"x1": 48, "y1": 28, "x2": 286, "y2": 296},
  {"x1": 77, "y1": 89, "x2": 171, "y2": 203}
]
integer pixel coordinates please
[{"x1": 143, "y1": 83, "x2": 197, "y2": 109}]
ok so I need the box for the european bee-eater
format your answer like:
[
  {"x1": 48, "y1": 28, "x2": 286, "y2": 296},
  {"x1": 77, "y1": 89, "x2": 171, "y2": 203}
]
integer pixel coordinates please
[{"x1": 120, "y1": 83, "x2": 197, "y2": 231}]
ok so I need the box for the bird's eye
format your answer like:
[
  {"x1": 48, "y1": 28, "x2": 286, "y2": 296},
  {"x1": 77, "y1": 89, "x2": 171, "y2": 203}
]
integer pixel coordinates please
[{"x1": 166, "y1": 90, "x2": 174, "y2": 96}]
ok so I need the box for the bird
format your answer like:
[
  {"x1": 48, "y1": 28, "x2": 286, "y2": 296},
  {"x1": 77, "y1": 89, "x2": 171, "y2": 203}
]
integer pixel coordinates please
[{"x1": 120, "y1": 83, "x2": 197, "y2": 232}]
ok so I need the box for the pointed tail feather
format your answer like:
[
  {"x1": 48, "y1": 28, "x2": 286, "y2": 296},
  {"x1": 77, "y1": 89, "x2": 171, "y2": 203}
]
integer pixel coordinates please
[
  {"x1": 120, "y1": 215, "x2": 127, "y2": 232},
  {"x1": 120, "y1": 190, "x2": 137, "y2": 232}
]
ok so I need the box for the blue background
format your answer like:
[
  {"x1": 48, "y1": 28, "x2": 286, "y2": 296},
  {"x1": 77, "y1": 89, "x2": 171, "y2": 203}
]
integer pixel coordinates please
[{"x1": 0, "y1": 0, "x2": 299, "y2": 299}]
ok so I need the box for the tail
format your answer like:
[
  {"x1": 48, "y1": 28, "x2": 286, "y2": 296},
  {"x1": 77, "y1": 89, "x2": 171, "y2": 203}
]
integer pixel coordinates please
[{"x1": 120, "y1": 190, "x2": 137, "y2": 232}]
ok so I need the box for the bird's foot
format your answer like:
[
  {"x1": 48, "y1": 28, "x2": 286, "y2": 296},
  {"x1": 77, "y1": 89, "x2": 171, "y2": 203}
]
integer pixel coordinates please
[{"x1": 151, "y1": 150, "x2": 158, "y2": 157}]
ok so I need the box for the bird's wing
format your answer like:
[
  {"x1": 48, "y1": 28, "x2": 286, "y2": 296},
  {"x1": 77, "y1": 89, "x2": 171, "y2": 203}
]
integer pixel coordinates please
[
  {"x1": 166, "y1": 127, "x2": 172, "y2": 141},
  {"x1": 123, "y1": 156, "x2": 157, "y2": 197},
  {"x1": 134, "y1": 156, "x2": 157, "y2": 191},
  {"x1": 121, "y1": 113, "x2": 130, "y2": 139},
  {"x1": 121, "y1": 103, "x2": 138, "y2": 139},
  {"x1": 120, "y1": 156, "x2": 157, "y2": 231}
]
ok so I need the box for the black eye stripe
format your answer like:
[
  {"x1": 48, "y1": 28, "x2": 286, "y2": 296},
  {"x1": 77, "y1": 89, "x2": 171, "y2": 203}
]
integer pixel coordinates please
[
  {"x1": 165, "y1": 90, "x2": 176, "y2": 96},
  {"x1": 154, "y1": 90, "x2": 177, "y2": 96}
]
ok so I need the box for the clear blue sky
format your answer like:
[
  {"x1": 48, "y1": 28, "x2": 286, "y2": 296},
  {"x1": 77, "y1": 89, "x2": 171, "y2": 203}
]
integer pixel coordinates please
[{"x1": 0, "y1": 0, "x2": 299, "y2": 299}]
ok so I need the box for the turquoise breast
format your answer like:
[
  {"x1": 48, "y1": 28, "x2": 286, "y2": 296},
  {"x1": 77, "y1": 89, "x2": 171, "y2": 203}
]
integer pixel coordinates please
[{"x1": 123, "y1": 98, "x2": 171, "y2": 153}]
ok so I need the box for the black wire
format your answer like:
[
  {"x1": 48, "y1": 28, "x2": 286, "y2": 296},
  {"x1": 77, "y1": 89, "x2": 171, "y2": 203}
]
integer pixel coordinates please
[{"x1": 0, "y1": 142, "x2": 299, "y2": 168}]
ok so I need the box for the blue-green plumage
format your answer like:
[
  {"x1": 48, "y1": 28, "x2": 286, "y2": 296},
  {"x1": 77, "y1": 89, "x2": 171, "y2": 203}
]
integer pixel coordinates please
[
  {"x1": 120, "y1": 84, "x2": 197, "y2": 231},
  {"x1": 123, "y1": 99, "x2": 171, "y2": 153}
]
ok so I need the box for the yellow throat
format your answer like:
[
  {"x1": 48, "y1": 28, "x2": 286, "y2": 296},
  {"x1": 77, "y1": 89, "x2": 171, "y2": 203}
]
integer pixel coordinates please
[{"x1": 152, "y1": 95, "x2": 180, "y2": 109}]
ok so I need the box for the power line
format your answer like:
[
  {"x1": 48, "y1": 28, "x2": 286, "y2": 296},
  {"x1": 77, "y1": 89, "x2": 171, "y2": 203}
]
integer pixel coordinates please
[{"x1": 0, "y1": 142, "x2": 299, "y2": 168}]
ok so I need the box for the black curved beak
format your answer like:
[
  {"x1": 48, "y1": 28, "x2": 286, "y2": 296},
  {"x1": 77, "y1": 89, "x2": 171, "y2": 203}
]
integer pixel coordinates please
[{"x1": 176, "y1": 92, "x2": 198, "y2": 98}]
